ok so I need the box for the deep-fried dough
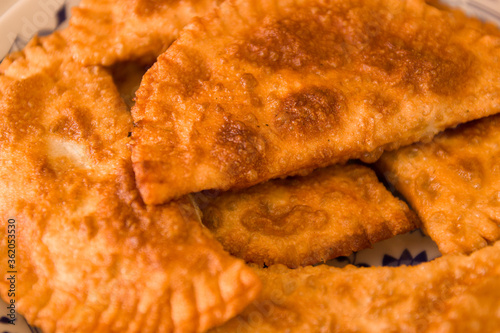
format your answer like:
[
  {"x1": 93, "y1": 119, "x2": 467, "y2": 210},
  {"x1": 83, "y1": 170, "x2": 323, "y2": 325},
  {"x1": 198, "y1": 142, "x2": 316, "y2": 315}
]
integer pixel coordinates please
[
  {"x1": 211, "y1": 241, "x2": 500, "y2": 332},
  {"x1": 0, "y1": 33, "x2": 260, "y2": 333},
  {"x1": 197, "y1": 164, "x2": 419, "y2": 268},
  {"x1": 376, "y1": 115, "x2": 500, "y2": 255},
  {"x1": 68, "y1": 0, "x2": 222, "y2": 66},
  {"x1": 130, "y1": 0, "x2": 500, "y2": 204}
]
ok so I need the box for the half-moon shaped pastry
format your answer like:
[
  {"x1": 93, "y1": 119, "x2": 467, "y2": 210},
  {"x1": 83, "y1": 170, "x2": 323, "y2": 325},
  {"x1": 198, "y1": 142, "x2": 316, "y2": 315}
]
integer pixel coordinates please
[
  {"x1": 198, "y1": 164, "x2": 418, "y2": 268},
  {"x1": 211, "y1": 241, "x2": 500, "y2": 332},
  {"x1": 130, "y1": 0, "x2": 500, "y2": 204},
  {"x1": 68, "y1": 0, "x2": 222, "y2": 66},
  {"x1": 0, "y1": 32, "x2": 260, "y2": 333},
  {"x1": 377, "y1": 115, "x2": 500, "y2": 255}
]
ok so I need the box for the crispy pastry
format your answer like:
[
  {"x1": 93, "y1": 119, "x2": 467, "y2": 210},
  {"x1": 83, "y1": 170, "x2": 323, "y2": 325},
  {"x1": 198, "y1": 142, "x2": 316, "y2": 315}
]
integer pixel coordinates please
[
  {"x1": 130, "y1": 0, "x2": 500, "y2": 205},
  {"x1": 0, "y1": 33, "x2": 260, "y2": 333},
  {"x1": 211, "y1": 241, "x2": 500, "y2": 332},
  {"x1": 68, "y1": 0, "x2": 222, "y2": 66},
  {"x1": 197, "y1": 164, "x2": 419, "y2": 268},
  {"x1": 376, "y1": 115, "x2": 500, "y2": 255}
]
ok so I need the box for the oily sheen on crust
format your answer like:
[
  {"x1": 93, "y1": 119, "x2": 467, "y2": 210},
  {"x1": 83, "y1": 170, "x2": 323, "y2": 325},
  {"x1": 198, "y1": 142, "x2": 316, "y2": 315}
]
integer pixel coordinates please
[
  {"x1": 211, "y1": 241, "x2": 500, "y2": 333},
  {"x1": 68, "y1": 0, "x2": 222, "y2": 66},
  {"x1": 0, "y1": 33, "x2": 260, "y2": 333},
  {"x1": 377, "y1": 114, "x2": 500, "y2": 255},
  {"x1": 197, "y1": 164, "x2": 418, "y2": 268},
  {"x1": 131, "y1": 0, "x2": 500, "y2": 205}
]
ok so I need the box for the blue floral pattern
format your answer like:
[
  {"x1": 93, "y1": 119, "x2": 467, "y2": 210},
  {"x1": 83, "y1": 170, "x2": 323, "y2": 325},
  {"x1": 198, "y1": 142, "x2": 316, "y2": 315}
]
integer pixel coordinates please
[
  {"x1": 383, "y1": 249, "x2": 428, "y2": 267},
  {"x1": 5, "y1": 2, "x2": 68, "y2": 57},
  {"x1": 333, "y1": 253, "x2": 371, "y2": 268},
  {"x1": 38, "y1": 4, "x2": 67, "y2": 36},
  {"x1": 326, "y1": 229, "x2": 440, "y2": 268}
]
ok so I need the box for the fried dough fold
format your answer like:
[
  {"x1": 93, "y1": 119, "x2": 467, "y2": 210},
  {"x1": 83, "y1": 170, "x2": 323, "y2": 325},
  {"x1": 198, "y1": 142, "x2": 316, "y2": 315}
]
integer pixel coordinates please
[
  {"x1": 131, "y1": 0, "x2": 500, "y2": 204},
  {"x1": 0, "y1": 33, "x2": 260, "y2": 333},
  {"x1": 211, "y1": 241, "x2": 500, "y2": 333},
  {"x1": 377, "y1": 115, "x2": 500, "y2": 255},
  {"x1": 68, "y1": 0, "x2": 221, "y2": 66},
  {"x1": 197, "y1": 164, "x2": 418, "y2": 268}
]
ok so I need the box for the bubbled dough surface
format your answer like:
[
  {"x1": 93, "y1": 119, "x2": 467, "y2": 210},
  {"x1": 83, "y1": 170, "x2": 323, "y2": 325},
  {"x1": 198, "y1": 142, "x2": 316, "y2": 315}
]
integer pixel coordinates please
[
  {"x1": 131, "y1": 0, "x2": 500, "y2": 204},
  {"x1": 0, "y1": 32, "x2": 260, "y2": 333},
  {"x1": 378, "y1": 115, "x2": 500, "y2": 255},
  {"x1": 211, "y1": 241, "x2": 500, "y2": 333},
  {"x1": 68, "y1": 0, "x2": 222, "y2": 66},
  {"x1": 200, "y1": 164, "x2": 418, "y2": 268}
]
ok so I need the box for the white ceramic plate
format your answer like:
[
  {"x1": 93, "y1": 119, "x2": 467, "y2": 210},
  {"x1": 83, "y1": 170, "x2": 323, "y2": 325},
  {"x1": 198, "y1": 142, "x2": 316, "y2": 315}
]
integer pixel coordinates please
[{"x1": 0, "y1": 0, "x2": 499, "y2": 332}]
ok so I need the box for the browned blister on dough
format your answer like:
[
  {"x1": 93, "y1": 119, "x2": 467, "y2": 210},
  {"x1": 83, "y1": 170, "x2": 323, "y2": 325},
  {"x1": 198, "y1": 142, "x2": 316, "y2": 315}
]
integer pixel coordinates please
[
  {"x1": 210, "y1": 241, "x2": 500, "y2": 333},
  {"x1": 0, "y1": 32, "x2": 260, "y2": 333},
  {"x1": 68, "y1": 0, "x2": 222, "y2": 66},
  {"x1": 197, "y1": 164, "x2": 418, "y2": 268},
  {"x1": 130, "y1": 0, "x2": 500, "y2": 204},
  {"x1": 377, "y1": 115, "x2": 500, "y2": 255}
]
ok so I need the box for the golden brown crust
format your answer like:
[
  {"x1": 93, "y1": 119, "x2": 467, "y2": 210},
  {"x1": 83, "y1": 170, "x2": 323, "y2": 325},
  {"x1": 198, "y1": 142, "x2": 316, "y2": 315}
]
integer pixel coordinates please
[
  {"x1": 197, "y1": 164, "x2": 418, "y2": 268},
  {"x1": 131, "y1": 0, "x2": 500, "y2": 204},
  {"x1": 67, "y1": 0, "x2": 222, "y2": 66},
  {"x1": 0, "y1": 33, "x2": 260, "y2": 333},
  {"x1": 376, "y1": 115, "x2": 500, "y2": 255},
  {"x1": 210, "y1": 241, "x2": 500, "y2": 333}
]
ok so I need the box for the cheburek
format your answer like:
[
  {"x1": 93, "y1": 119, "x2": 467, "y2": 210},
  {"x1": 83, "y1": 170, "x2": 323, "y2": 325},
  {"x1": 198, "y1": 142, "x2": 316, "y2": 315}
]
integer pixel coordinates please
[
  {"x1": 131, "y1": 0, "x2": 500, "y2": 205},
  {"x1": 0, "y1": 33, "x2": 260, "y2": 333},
  {"x1": 211, "y1": 241, "x2": 500, "y2": 333},
  {"x1": 197, "y1": 164, "x2": 418, "y2": 268},
  {"x1": 68, "y1": 0, "x2": 222, "y2": 66},
  {"x1": 376, "y1": 115, "x2": 500, "y2": 255}
]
